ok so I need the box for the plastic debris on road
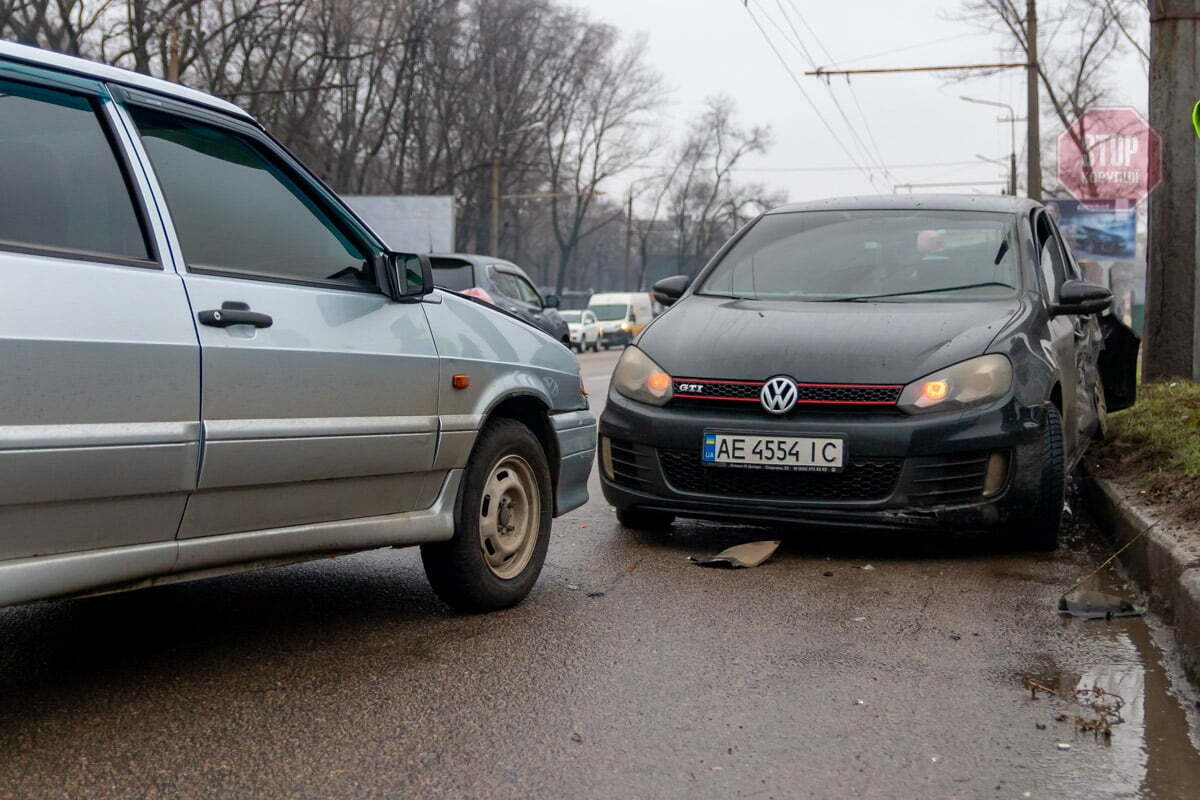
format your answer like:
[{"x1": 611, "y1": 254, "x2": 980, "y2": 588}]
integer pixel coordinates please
[
  {"x1": 689, "y1": 540, "x2": 781, "y2": 569},
  {"x1": 1058, "y1": 589, "x2": 1142, "y2": 620}
]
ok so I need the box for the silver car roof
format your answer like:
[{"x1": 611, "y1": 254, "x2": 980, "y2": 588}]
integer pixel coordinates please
[{"x1": 0, "y1": 40, "x2": 251, "y2": 120}]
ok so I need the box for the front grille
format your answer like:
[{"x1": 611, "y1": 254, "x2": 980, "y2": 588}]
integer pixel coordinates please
[
  {"x1": 671, "y1": 377, "x2": 903, "y2": 411},
  {"x1": 658, "y1": 449, "x2": 902, "y2": 502},
  {"x1": 906, "y1": 452, "x2": 992, "y2": 505}
]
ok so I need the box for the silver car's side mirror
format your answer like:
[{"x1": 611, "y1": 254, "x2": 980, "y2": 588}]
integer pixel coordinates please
[{"x1": 379, "y1": 252, "x2": 433, "y2": 301}]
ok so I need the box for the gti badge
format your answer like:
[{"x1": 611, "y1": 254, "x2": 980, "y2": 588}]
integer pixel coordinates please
[{"x1": 760, "y1": 375, "x2": 798, "y2": 415}]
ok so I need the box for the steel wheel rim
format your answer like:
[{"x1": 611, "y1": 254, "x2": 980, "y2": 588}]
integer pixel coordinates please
[{"x1": 478, "y1": 454, "x2": 540, "y2": 580}]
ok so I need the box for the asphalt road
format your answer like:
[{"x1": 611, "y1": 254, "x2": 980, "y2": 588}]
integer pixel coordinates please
[{"x1": 3, "y1": 348, "x2": 1200, "y2": 799}]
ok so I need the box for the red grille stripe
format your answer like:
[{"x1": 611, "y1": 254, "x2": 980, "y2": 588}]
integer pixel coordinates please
[
  {"x1": 676, "y1": 377, "x2": 903, "y2": 390},
  {"x1": 795, "y1": 381, "x2": 905, "y2": 389}
]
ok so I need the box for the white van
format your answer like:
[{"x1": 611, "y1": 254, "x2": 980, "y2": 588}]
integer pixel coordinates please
[{"x1": 586, "y1": 292, "x2": 655, "y2": 348}]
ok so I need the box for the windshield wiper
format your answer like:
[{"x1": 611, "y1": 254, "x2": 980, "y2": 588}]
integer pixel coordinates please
[{"x1": 827, "y1": 281, "x2": 1016, "y2": 303}]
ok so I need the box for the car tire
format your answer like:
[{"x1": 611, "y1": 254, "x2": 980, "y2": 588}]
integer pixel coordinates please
[
  {"x1": 421, "y1": 419, "x2": 553, "y2": 612},
  {"x1": 1024, "y1": 404, "x2": 1065, "y2": 552},
  {"x1": 590, "y1": 338, "x2": 599, "y2": 353},
  {"x1": 616, "y1": 507, "x2": 675, "y2": 531}
]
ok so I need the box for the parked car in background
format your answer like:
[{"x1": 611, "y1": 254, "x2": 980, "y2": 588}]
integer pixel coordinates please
[
  {"x1": 0, "y1": 41, "x2": 596, "y2": 612},
  {"x1": 430, "y1": 254, "x2": 570, "y2": 346},
  {"x1": 600, "y1": 195, "x2": 1139, "y2": 551},
  {"x1": 587, "y1": 292, "x2": 655, "y2": 348},
  {"x1": 562, "y1": 310, "x2": 601, "y2": 352}
]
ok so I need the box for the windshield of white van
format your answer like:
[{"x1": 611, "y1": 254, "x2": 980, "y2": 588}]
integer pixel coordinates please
[{"x1": 590, "y1": 304, "x2": 629, "y2": 321}]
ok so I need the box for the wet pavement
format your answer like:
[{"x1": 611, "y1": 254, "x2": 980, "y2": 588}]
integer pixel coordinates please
[{"x1": 2, "y1": 348, "x2": 1199, "y2": 799}]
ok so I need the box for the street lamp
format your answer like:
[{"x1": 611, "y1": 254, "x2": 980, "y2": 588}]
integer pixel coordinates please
[
  {"x1": 962, "y1": 96, "x2": 1019, "y2": 196},
  {"x1": 491, "y1": 121, "x2": 544, "y2": 256},
  {"x1": 976, "y1": 154, "x2": 1011, "y2": 195}
]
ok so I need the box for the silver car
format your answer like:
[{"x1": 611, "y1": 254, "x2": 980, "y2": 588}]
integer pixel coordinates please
[{"x1": 0, "y1": 42, "x2": 596, "y2": 612}]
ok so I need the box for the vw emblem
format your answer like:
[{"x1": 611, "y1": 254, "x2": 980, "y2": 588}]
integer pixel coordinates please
[{"x1": 760, "y1": 375, "x2": 798, "y2": 415}]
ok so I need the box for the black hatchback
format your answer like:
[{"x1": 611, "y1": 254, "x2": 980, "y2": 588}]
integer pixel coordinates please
[
  {"x1": 430, "y1": 253, "x2": 569, "y2": 346},
  {"x1": 598, "y1": 196, "x2": 1139, "y2": 549}
]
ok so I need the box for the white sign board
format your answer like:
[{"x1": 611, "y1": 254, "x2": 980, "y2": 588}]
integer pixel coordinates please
[{"x1": 342, "y1": 195, "x2": 455, "y2": 253}]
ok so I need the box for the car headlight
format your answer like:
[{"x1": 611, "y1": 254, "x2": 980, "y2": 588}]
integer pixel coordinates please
[
  {"x1": 897, "y1": 354, "x2": 1012, "y2": 414},
  {"x1": 612, "y1": 346, "x2": 673, "y2": 406}
]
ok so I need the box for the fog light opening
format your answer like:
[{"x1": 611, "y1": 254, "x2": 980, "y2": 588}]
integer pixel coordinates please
[
  {"x1": 983, "y1": 451, "x2": 1010, "y2": 497},
  {"x1": 600, "y1": 436, "x2": 614, "y2": 480}
]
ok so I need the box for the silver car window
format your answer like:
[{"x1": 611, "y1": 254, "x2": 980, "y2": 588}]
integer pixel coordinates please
[
  {"x1": 0, "y1": 78, "x2": 150, "y2": 263},
  {"x1": 129, "y1": 105, "x2": 372, "y2": 290}
]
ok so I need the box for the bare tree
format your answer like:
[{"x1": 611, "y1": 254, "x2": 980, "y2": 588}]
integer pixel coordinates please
[
  {"x1": 664, "y1": 96, "x2": 780, "y2": 276},
  {"x1": 956, "y1": 0, "x2": 1135, "y2": 194},
  {"x1": 544, "y1": 29, "x2": 662, "y2": 294}
]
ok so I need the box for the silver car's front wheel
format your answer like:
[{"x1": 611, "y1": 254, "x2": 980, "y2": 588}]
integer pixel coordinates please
[
  {"x1": 421, "y1": 419, "x2": 552, "y2": 612},
  {"x1": 479, "y1": 454, "x2": 540, "y2": 580}
]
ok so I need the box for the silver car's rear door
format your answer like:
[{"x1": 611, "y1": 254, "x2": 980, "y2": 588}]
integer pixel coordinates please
[
  {"x1": 0, "y1": 64, "x2": 199, "y2": 563},
  {"x1": 116, "y1": 93, "x2": 442, "y2": 540}
]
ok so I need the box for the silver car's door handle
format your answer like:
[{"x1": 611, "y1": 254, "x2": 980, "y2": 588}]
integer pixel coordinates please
[{"x1": 198, "y1": 302, "x2": 273, "y2": 329}]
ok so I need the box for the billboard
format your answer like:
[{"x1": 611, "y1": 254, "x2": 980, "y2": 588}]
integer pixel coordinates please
[
  {"x1": 1043, "y1": 198, "x2": 1137, "y2": 261},
  {"x1": 342, "y1": 195, "x2": 456, "y2": 252}
]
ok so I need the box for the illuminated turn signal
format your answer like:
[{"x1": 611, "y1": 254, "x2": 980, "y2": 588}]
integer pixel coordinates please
[
  {"x1": 645, "y1": 371, "x2": 672, "y2": 398},
  {"x1": 920, "y1": 379, "x2": 950, "y2": 404}
]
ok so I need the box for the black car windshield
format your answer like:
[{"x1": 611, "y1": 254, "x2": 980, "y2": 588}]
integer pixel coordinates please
[
  {"x1": 698, "y1": 210, "x2": 1020, "y2": 303},
  {"x1": 590, "y1": 304, "x2": 629, "y2": 321}
]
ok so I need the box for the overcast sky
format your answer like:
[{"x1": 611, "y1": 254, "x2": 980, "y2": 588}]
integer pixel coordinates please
[{"x1": 574, "y1": 0, "x2": 1149, "y2": 205}]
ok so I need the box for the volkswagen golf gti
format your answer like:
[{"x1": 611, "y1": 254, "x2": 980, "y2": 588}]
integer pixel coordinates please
[{"x1": 598, "y1": 196, "x2": 1139, "y2": 549}]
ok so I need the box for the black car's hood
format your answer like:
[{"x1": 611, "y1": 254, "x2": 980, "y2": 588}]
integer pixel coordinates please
[{"x1": 638, "y1": 294, "x2": 1021, "y2": 384}]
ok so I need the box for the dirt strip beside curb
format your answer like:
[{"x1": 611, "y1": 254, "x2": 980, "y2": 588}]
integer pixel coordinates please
[{"x1": 1085, "y1": 472, "x2": 1200, "y2": 686}]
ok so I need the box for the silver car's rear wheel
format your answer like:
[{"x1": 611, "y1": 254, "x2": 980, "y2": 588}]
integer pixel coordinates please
[{"x1": 478, "y1": 454, "x2": 540, "y2": 579}]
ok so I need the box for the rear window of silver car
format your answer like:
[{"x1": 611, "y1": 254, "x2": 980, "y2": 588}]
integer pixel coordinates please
[
  {"x1": 0, "y1": 78, "x2": 150, "y2": 262},
  {"x1": 699, "y1": 210, "x2": 1019, "y2": 303}
]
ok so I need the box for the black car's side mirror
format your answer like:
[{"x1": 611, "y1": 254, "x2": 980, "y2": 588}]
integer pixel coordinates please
[
  {"x1": 543, "y1": 294, "x2": 561, "y2": 309},
  {"x1": 1052, "y1": 279, "x2": 1112, "y2": 317},
  {"x1": 652, "y1": 274, "x2": 691, "y2": 306},
  {"x1": 378, "y1": 251, "x2": 433, "y2": 301}
]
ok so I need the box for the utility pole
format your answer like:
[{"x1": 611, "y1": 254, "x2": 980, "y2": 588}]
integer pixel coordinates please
[
  {"x1": 489, "y1": 151, "x2": 501, "y2": 257},
  {"x1": 1144, "y1": 0, "x2": 1200, "y2": 380},
  {"x1": 1025, "y1": 0, "x2": 1041, "y2": 201},
  {"x1": 624, "y1": 190, "x2": 633, "y2": 290}
]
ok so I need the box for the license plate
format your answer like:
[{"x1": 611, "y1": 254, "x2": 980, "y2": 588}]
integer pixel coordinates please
[{"x1": 701, "y1": 432, "x2": 845, "y2": 472}]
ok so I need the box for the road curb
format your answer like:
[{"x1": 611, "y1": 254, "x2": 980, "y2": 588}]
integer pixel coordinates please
[{"x1": 1084, "y1": 470, "x2": 1200, "y2": 685}]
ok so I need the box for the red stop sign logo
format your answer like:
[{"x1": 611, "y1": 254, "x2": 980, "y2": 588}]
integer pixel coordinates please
[
  {"x1": 1060, "y1": 105, "x2": 1161, "y2": 206},
  {"x1": 1057, "y1": 106, "x2": 1162, "y2": 208}
]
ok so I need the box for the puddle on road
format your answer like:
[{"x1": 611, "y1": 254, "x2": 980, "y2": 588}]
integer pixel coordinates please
[{"x1": 1023, "y1": 578, "x2": 1200, "y2": 798}]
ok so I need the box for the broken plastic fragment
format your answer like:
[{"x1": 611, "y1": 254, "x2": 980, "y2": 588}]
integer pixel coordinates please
[
  {"x1": 1056, "y1": 742, "x2": 1071, "y2": 752},
  {"x1": 689, "y1": 540, "x2": 781, "y2": 569},
  {"x1": 861, "y1": 564, "x2": 875, "y2": 571},
  {"x1": 1058, "y1": 590, "x2": 1142, "y2": 620}
]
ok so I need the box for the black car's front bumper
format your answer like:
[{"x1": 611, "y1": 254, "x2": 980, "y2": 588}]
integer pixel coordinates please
[{"x1": 598, "y1": 390, "x2": 1048, "y2": 531}]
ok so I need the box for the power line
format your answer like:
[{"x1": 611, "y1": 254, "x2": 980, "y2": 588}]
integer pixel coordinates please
[
  {"x1": 753, "y1": 0, "x2": 886, "y2": 185},
  {"x1": 738, "y1": 3, "x2": 880, "y2": 190},
  {"x1": 776, "y1": 0, "x2": 893, "y2": 182},
  {"x1": 627, "y1": 159, "x2": 995, "y2": 173},
  {"x1": 758, "y1": 0, "x2": 892, "y2": 183},
  {"x1": 818, "y1": 32, "x2": 982, "y2": 69}
]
